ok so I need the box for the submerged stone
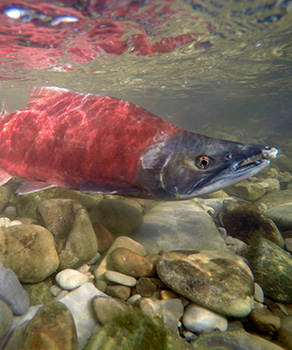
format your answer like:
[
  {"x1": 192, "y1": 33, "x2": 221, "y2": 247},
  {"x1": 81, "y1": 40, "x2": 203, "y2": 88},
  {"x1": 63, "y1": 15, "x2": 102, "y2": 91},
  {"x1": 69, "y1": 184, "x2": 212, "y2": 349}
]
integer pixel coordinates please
[
  {"x1": 156, "y1": 250, "x2": 254, "y2": 317},
  {"x1": 0, "y1": 262, "x2": 29, "y2": 315},
  {"x1": 222, "y1": 200, "x2": 284, "y2": 247},
  {"x1": 37, "y1": 199, "x2": 98, "y2": 270},
  {"x1": 244, "y1": 238, "x2": 292, "y2": 302},
  {"x1": 131, "y1": 201, "x2": 226, "y2": 254},
  {"x1": 85, "y1": 309, "x2": 190, "y2": 350},
  {"x1": 22, "y1": 301, "x2": 77, "y2": 350},
  {"x1": 226, "y1": 180, "x2": 266, "y2": 201},
  {"x1": 192, "y1": 328, "x2": 285, "y2": 350},
  {"x1": 0, "y1": 300, "x2": 13, "y2": 341},
  {"x1": 182, "y1": 303, "x2": 228, "y2": 333},
  {"x1": 0, "y1": 224, "x2": 59, "y2": 283},
  {"x1": 89, "y1": 199, "x2": 143, "y2": 237},
  {"x1": 264, "y1": 203, "x2": 292, "y2": 231}
]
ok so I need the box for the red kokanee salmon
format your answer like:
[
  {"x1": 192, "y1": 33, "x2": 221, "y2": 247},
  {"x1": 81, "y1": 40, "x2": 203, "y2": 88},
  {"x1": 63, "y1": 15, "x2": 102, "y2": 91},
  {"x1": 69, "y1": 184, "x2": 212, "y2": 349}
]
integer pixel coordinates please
[{"x1": 0, "y1": 87, "x2": 278, "y2": 199}]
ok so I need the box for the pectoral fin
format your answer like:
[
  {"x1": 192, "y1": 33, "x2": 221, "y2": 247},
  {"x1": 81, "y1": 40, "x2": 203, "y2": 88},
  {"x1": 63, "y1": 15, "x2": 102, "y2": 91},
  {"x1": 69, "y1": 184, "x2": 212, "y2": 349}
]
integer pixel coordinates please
[
  {"x1": 0, "y1": 168, "x2": 12, "y2": 186},
  {"x1": 16, "y1": 181, "x2": 56, "y2": 194}
]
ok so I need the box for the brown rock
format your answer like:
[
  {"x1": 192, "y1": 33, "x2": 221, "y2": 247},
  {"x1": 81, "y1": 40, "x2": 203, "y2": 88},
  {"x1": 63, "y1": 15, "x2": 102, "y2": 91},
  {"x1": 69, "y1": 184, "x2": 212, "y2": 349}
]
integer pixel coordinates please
[
  {"x1": 249, "y1": 308, "x2": 281, "y2": 333},
  {"x1": 93, "y1": 236, "x2": 146, "y2": 281},
  {"x1": 222, "y1": 200, "x2": 284, "y2": 247},
  {"x1": 92, "y1": 296, "x2": 132, "y2": 325},
  {"x1": 108, "y1": 247, "x2": 155, "y2": 277},
  {"x1": 23, "y1": 301, "x2": 77, "y2": 350},
  {"x1": 275, "y1": 316, "x2": 292, "y2": 350},
  {"x1": 0, "y1": 224, "x2": 59, "y2": 283},
  {"x1": 136, "y1": 277, "x2": 157, "y2": 297},
  {"x1": 92, "y1": 223, "x2": 114, "y2": 253},
  {"x1": 105, "y1": 285, "x2": 131, "y2": 300},
  {"x1": 37, "y1": 199, "x2": 98, "y2": 269}
]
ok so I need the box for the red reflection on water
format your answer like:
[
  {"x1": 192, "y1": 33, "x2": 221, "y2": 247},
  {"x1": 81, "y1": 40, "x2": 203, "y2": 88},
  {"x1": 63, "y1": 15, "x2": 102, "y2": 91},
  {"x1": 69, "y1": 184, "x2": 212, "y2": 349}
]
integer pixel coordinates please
[{"x1": 0, "y1": 0, "x2": 207, "y2": 74}]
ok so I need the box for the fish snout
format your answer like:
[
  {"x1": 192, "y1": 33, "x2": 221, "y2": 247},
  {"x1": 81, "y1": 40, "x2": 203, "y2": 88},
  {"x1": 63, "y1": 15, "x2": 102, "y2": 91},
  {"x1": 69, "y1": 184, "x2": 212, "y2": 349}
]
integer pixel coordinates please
[{"x1": 262, "y1": 146, "x2": 279, "y2": 160}]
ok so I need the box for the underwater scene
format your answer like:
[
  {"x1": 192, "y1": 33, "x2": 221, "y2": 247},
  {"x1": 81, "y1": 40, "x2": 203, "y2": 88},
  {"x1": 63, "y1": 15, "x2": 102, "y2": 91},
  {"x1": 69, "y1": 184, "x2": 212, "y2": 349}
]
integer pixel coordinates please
[{"x1": 0, "y1": 0, "x2": 292, "y2": 349}]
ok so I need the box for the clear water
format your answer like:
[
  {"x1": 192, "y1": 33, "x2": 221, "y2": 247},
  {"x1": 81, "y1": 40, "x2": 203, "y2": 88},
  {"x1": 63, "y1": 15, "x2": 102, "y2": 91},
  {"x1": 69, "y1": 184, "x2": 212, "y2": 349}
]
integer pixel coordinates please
[{"x1": 0, "y1": 0, "x2": 291, "y2": 149}]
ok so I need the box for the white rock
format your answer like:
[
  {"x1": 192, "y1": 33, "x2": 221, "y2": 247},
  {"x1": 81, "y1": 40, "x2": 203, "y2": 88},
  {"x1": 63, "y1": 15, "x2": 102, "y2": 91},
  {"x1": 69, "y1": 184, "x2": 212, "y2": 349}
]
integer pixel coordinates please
[
  {"x1": 104, "y1": 270, "x2": 137, "y2": 287},
  {"x1": 59, "y1": 282, "x2": 108, "y2": 350},
  {"x1": 182, "y1": 303, "x2": 228, "y2": 333},
  {"x1": 9, "y1": 220, "x2": 23, "y2": 226},
  {"x1": 56, "y1": 269, "x2": 89, "y2": 290},
  {"x1": 0, "y1": 217, "x2": 11, "y2": 227}
]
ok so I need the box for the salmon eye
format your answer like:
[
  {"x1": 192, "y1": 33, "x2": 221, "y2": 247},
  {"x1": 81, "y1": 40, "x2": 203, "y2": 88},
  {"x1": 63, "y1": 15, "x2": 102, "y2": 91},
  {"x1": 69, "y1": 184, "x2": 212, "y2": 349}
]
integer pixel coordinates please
[{"x1": 196, "y1": 156, "x2": 210, "y2": 169}]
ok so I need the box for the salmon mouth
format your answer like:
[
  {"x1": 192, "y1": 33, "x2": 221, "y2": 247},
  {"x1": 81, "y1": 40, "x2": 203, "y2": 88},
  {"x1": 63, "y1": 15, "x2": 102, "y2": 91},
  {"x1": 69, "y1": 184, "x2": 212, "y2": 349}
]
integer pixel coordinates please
[{"x1": 233, "y1": 146, "x2": 278, "y2": 174}]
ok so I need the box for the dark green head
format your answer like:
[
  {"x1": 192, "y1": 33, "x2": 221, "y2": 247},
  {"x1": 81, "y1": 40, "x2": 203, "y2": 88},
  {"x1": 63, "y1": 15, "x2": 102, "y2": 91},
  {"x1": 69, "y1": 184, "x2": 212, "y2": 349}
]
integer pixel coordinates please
[{"x1": 138, "y1": 130, "x2": 278, "y2": 199}]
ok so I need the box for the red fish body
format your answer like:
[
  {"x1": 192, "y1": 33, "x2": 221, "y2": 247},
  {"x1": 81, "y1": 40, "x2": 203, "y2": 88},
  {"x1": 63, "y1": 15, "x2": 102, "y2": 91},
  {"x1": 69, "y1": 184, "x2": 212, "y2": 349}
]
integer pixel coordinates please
[{"x1": 0, "y1": 87, "x2": 277, "y2": 199}]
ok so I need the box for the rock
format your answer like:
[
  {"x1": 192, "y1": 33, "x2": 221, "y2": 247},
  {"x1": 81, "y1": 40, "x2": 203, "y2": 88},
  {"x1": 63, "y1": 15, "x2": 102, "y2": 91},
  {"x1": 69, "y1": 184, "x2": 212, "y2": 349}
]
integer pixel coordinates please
[
  {"x1": 160, "y1": 290, "x2": 178, "y2": 300},
  {"x1": 249, "y1": 308, "x2": 281, "y2": 333},
  {"x1": 89, "y1": 199, "x2": 143, "y2": 236},
  {"x1": 104, "y1": 270, "x2": 137, "y2": 287},
  {"x1": 127, "y1": 294, "x2": 142, "y2": 305},
  {"x1": 131, "y1": 201, "x2": 227, "y2": 254},
  {"x1": 108, "y1": 247, "x2": 155, "y2": 277},
  {"x1": 0, "y1": 224, "x2": 59, "y2": 283},
  {"x1": 0, "y1": 185, "x2": 12, "y2": 213},
  {"x1": 225, "y1": 236, "x2": 247, "y2": 255},
  {"x1": 15, "y1": 187, "x2": 100, "y2": 219},
  {"x1": 85, "y1": 309, "x2": 189, "y2": 350},
  {"x1": 264, "y1": 203, "x2": 292, "y2": 231},
  {"x1": 0, "y1": 217, "x2": 11, "y2": 227},
  {"x1": 21, "y1": 301, "x2": 77, "y2": 350},
  {"x1": 56, "y1": 269, "x2": 89, "y2": 290},
  {"x1": 1, "y1": 305, "x2": 42, "y2": 349},
  {"x1": 87, "y1": 252, "x2": 101, "y2": 265},
  {"x1": 93, "y1": 236, "x2": 146, "y2": 281},
  {"x1": 222, "y1": 200, "x2": 284, "y2": 247},
  {"x1": 244, "y1": 238, "x2": 292, "y2": 302},
  {"x1": 285, "y1": 238, "x2": 292, "y2": 253},
  {"x1": 156, "y1": 250, "x2": 254, "y2": 317},
  {"x1": 135, "y1": 277, "x2": 158, "y2": 297},
  {"x1": 0, "y1": 300, "x2": 13, "y2": 341},
  {"x1": 0, "y1": 262, "x2": 30, "y2": 315},
  {"x1": 59, "y1": 282, "x2": 107, "y2": 349},
  {"x1": 275, "y1": 316, "x2": 292, "y2": 350},
  {"x1": 137, "y1": 297, "x2": 184, "y2": 333},
  {"x1": 2, "y1": 320, "x2": 29, "y2": 350},
  {"x1": 226, "y1": 181, "x2": 266, "y2": 201},
  {"x1": 254, "y1": 283, "x2": 264, "y2": 303},
  {"x1": 22, "y1": 280, "x2": 53, "y2": 306},
  {"x1": 92, "y1": 296, "x2": 132, "y2": 325},
  {"x1": 37, "y1": 199, "x2": 98, "y2": 270},
  {"x1": 105, "y1": 285, "x2": 131, "y2": 300},
  {"x1": 182, "y1": 303, "x2": 228, "y2": 333},
  {"x1": 92, "y1": 223, "x2": 114, "y2": 253},
  {"x1": 192, "y1": 328, "x2": 285, "y2": 350},
  {"x1": 2, "y1": 206, "x2": 17, "y2": 220},
  {"x1": 259, "y1": 178, "x2": 280, "y2": 192},
  {"x1": 257, "y1": 189, "x2": 292, "y2": 210}
]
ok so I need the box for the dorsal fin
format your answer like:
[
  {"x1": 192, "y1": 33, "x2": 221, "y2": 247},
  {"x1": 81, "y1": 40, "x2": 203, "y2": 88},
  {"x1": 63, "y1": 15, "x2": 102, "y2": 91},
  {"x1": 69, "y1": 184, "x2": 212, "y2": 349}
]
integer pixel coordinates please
[
  {"x1": 27, "y1": 86, "x2": 74, "y2": 108},
  {"x1": 0, "y1": 100, "x2": 8, "y2": 116}
]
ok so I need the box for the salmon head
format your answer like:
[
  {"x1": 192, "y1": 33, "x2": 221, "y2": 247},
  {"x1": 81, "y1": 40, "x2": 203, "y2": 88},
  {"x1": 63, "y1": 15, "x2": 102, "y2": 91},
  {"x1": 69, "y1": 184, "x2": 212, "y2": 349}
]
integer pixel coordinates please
[{"x1": 138, "y1": 130, "x2": 278, "y2": 199}]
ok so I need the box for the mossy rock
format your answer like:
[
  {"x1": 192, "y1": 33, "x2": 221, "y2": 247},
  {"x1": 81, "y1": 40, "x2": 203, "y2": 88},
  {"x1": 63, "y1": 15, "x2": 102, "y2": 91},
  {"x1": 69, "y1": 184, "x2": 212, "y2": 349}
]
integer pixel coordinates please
[{"x1": 85, "y1": 309, "x2": 190, "y2": 350}]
